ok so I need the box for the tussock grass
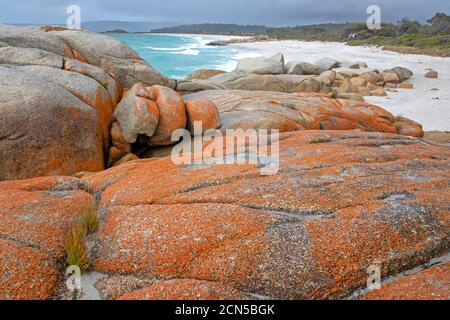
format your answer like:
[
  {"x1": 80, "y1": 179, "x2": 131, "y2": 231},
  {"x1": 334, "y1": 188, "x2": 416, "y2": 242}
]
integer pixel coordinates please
[
  {"x1": 64, "y1": 202, "x2": 98, "y2": 273},
  {"x1": 80, "y1": 204, "x2": 99, "y2": 235}
]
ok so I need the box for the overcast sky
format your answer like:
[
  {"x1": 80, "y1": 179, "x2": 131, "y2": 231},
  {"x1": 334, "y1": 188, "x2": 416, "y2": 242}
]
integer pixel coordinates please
[{"x1": 1, "y1": 0, "x2": 449, "y2": 26}]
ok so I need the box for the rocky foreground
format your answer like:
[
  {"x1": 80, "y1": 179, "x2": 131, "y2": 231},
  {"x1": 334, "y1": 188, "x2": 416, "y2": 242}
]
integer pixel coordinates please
[{"x1": 0, "y1": 24, "x2": 449, "y2": 300}]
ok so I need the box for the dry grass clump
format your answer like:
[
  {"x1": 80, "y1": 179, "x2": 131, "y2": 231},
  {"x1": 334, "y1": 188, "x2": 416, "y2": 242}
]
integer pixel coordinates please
[{"x1": 64, "y1": 203, "x2": 98, "y2": 273}]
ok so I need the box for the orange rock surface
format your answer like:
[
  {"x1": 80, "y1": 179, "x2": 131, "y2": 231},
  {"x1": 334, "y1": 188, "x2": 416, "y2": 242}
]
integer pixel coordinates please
[
  {"x1": 81, "y1": 130, "x2": 449, "y2": 299},
  {"x1": 119, "y1": 279, "x2": 246, "y2": 300},
  {"x1": 0, "y1": 177, "x2": 95, "y2": 299},
  {"x1": 1, "y1": 130, "x2": 448, "y2": 300},
  {"x1": 184, "y1": 90, "x2": 424, "y2": 137},
  {"x1": 185, "y1": 99, "x2": 222, "y2": 135},
  {"x1": 149, "y1": 85, "x2": 187, "y2": 146},
  {"x1": 361, "y1": 262, "x2": 450, "y2": 300}
]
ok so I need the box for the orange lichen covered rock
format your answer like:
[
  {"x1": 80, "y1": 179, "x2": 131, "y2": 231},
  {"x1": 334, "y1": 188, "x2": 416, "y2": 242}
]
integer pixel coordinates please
[
  {"x1": 0, "y1": 175, "x2": 86, "y2": 192},
  {"x1": 184, "y1": 90, "x2": 424, "y2": 137},
  {"x1": 0, "y1": 239, "x2": 60, "y2": 300},
  {"x1": 361, "y1": 262, "x2": 450, "y2": 300},
  {"x1": 185, "y1": 99, "x2": 222, "y2": 135},
  {"x1": 119, "y1": 279, "x2": 246, "y2": 300},
  {"x1": 0, "y1": 176, "x2": 96, "y2": 299},
  {"x1": 114, "y1": 83, "x2": 160, "y2": 144},
  {"x1": 149, "y1": 85, "x2": 187, "y2": 146},
  {"x1": 394, "y1": 116, "x2": 425, "y2": 137},
  {"x1": 83, "y1": 130, "x2": 449, "y2": 299}
]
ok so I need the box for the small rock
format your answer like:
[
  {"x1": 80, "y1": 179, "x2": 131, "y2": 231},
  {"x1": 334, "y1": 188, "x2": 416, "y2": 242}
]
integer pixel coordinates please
[
  {"x1": 385, "y1": 67, "x2": 413, "y2": 82},
  {"x1": 357, "y1": 87, "x2": 372, "y2": 96},
  {"x1": 385, "y1": 83, "x2": 398, "y2": 89},
  {"x1": 425, "y1": 70, "x2": 438, "y2": 78},
  {"x1": 399, "y1": 83, "x2": 414, "y2": 89},
  {"x1": 360, "y1": 71, "x2": 383, "y2": 84},
  {"x1": 338, "y1": 80, "x2": 358, "y2": 94},
  {"x1": 350, "y1": 76, "x2": 368, "y2": 88},
  {"x1": 371, "y1": 88, "x2": 387, "y2": 96},
  {"x1": 317, "y1": 70, "x2": 336, "y2": 86},
  {"x1": 382, "y1": 71, "x2": 400, "y2": 84},
  {"x1": 337, "y1": 93, "x2": 365, "y2": 102}
]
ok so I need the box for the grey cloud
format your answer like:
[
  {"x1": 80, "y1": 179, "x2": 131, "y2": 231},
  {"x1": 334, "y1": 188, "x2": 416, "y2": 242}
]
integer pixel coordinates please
[{"x1": 0, "y1": 0, "x2": 449, "y2": 25}]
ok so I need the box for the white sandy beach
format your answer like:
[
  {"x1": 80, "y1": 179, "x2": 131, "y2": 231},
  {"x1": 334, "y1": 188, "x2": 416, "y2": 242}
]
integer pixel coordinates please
[{"x1": 229, "y1": 40, "x2": 450, "y2": 131}]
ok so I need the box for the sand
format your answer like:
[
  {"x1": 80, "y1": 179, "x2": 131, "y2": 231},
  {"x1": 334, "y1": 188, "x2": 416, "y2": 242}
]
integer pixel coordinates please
[{"x1": 229, "y1": 40, "x2": 450, "y2": 131}]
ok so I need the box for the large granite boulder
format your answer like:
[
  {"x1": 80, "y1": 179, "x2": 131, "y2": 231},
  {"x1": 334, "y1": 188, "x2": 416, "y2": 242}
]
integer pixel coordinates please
[
  {"x1": 314, "y1": 57, "x2": 341, "y2": 72},
  {"x1": 49, "y1": 29, "x2": 168, "y2": 89},
  {"x1": 184, "y1": 90, "x2": 424, "y2": 137},
  {"x1": 0, "y1": 66, "x2": 104, "y2": 180},
  {"x1": 285, "y1": 61, "x2": 321, "y2": 75},
  {"x1": 114, "y1": 84, "x2": 160, "y2": 144},
  {"x1": 177, "y1": 71, "x2": 322, "y2": 94},
  {"x1": 0, "y1": 24, "x2": 166, "y2": 180},
  {"x1": 235, "y1": 56, "x2": 284, "y2": 75},
  {"x1": 0, "y1": 46, "x2": 64, "y2": 68},
  {"x1": 0, "y1": 24, "x2": 74, "y2": 57}
]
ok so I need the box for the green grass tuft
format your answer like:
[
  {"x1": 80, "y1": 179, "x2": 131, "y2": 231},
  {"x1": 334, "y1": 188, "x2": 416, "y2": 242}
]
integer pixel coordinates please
[
  {"x1": 64, "y1": 223, "x2": 89, "y2": 273},
  {"x1": 64, "y1": 202, "x2": 98, "y2": 274}
]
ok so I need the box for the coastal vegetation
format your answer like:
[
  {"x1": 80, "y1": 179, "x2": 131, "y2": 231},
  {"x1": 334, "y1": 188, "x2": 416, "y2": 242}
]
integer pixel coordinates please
[{"x1": 150, "y1": 13, "x2": 450, "y2": 56}]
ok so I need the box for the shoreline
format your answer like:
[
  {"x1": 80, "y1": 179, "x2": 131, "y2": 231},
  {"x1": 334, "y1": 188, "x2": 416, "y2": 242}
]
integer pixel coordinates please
[{"x1": 222, "y1": 39, "x2": 450, "y2": 132}]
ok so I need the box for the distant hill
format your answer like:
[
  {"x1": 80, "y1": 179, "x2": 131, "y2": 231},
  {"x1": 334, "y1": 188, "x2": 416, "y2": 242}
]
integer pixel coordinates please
[
  {"x1": 151, "y1": 23, "x2": 267, "y2": 35},
  {"x1": 82, "y1": 20, "x2": 177, "y2": 33}
]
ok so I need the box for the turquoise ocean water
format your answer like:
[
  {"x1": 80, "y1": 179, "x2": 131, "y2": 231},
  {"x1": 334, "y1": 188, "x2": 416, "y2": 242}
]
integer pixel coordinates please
[{"x1": 112, "y1": 33, "x2": 258, "y2": 79}]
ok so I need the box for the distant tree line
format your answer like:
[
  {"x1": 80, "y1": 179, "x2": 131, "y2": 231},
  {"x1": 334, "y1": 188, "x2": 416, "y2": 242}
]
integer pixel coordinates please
[{"x1": 151, "y1": 23, "x2": 267, "y2": 35}]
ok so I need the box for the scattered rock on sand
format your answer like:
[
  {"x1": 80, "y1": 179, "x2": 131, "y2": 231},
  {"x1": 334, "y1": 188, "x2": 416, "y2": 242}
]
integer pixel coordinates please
[
  {"x1": 384, "y1": 67, "x2": 413, "y2": 82},
  {"x1": 425, "y1": 70, "x2": 438, "y2": 78},
  {"x1": 399, "y1": 82, "x2": 414, "y2": 89},
  {"x1": 382, "y1": 71, "x2": 400, "y2": 84}
]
